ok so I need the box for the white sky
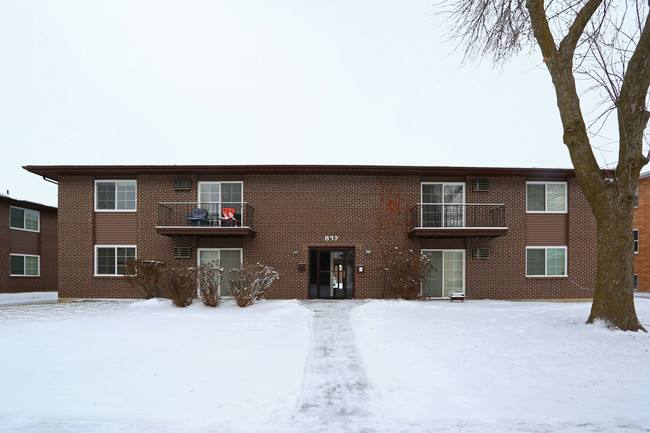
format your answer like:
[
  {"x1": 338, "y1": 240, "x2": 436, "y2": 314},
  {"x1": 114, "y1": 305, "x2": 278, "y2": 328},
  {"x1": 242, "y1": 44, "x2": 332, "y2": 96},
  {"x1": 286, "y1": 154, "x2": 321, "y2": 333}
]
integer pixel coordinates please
[{"x1": 1, "y1": 1, "x2": 620, "y2": 207}]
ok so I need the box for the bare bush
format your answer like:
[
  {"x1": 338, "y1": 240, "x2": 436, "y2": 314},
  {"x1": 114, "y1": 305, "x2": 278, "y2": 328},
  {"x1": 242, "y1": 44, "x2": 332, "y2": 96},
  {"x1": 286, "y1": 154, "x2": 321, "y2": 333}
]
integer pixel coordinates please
[
  {"x1": 229, "y1": 263, "x2": 279, "y2": 307},
  {"x1": 384, "y1": 247, "x2": 435, "y2": 300},
  {"x1": 160, "y1": 266, "x2": 198, "y2": 308},
  {"x1": 123, "y1": 259, "x2": 166, "y2": 299},
  {"x1": 197, "y1": 263, "x2": 223, "y2": 307}
]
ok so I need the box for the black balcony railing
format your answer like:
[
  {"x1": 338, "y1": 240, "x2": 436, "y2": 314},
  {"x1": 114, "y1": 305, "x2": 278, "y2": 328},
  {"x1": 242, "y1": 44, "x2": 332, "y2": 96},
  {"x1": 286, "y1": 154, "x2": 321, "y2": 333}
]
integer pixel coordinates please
[
  {"x1": 157, "y1": 202, "x2": 255, "y2": 230},
  {"x1": 409, "y1": 203, "x2": 505, "y2": 230}
]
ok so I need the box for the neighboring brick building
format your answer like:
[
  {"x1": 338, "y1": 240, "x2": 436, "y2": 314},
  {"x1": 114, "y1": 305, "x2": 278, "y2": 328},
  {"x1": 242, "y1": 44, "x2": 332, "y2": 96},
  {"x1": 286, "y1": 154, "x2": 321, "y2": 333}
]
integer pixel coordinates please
[
  {"x1": 633, "y1": 172, "x2": 650, "y2": 292},
  {"x1": 0, "y1": 193, "x2": 57, "y2": 293},
  {"x1": 24, "y1": 165, "x2": 597, "y2": 300}
]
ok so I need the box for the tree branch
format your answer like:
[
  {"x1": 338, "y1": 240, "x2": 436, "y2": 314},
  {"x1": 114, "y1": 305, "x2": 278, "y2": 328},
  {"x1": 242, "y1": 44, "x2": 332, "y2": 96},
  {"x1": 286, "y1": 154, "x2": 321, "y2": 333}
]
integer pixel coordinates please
[{"x1": 558, "y1": 0, "x2": 604, "y2": 61}]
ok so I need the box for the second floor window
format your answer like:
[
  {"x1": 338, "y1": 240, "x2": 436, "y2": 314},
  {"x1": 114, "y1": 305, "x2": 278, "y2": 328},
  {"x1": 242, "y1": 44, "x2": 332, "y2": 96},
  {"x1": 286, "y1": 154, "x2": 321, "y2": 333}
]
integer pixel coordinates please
[
  {"x1": 634, "y1": 229, "x2": 639, "y2": 254},
  {"x1": 95, "y1": 180, "x2": 137, "y2": 211},
  {"x1": 526, "y1": 182, "x2": 567, "y2": 213},
  {"x1": 10, "y1": 206, "x2": 40, "y2": 232},
  {"x1": 421, "y1": 182, "x2": 465, "y2": 227}
]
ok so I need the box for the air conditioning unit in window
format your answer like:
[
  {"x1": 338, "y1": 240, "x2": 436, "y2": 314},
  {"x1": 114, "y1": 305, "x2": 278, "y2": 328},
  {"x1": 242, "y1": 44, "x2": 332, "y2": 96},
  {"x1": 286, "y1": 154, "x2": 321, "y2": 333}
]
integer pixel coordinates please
[
  {"x1": 472, "y1": 248, "x2": 490, "y2": 259},
  {"x1": 472, "y1": 179, "x2": 490, "y2": 192},
  {"x1": 173, "y1": 247, "x2": 191, "y2": 259},
  {"x1": 173, "y1": 178, "x2": 191, "y2": 191}
]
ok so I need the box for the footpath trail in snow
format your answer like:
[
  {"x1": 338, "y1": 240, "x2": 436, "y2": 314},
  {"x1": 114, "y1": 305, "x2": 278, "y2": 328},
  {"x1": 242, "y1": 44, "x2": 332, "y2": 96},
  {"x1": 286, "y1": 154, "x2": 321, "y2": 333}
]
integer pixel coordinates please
[{"x1": 294, "y1": 301, "x2": 372, "y2": 431}]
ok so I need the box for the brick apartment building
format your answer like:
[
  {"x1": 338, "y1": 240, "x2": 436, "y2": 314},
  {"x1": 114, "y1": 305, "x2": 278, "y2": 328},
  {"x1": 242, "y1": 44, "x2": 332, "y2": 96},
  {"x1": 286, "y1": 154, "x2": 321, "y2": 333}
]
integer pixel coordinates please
[
  {"x1": 633, "y1": 172, "x2": 650, "y2": 292},
  {"x1": 24, "y1": 165, "x2": 597, "y2": 300},
  {"x1": 1, "y1": 193, "x2": 57, "y2": 293}
]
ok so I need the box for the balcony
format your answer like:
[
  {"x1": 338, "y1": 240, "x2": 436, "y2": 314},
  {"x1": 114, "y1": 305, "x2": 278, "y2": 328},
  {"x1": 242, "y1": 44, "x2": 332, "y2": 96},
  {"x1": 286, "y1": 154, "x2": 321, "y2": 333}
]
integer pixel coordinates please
[
  {"x1": 409, "y1": 203, "x2": 508, "y2": 238},
  {"x1": 156, "y1": 202, "x2": 256, "y2": 237}
]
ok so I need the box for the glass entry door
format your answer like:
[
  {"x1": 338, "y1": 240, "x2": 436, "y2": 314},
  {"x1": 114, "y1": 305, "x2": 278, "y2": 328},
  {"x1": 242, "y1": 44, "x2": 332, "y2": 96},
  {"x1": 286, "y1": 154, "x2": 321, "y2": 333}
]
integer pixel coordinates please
[
  {"x1": 422, "y1": 249, "x2": 465, "y2": 298},
  {"x1": 309, "y1": 249, "x2": 354, "y2": 299}
]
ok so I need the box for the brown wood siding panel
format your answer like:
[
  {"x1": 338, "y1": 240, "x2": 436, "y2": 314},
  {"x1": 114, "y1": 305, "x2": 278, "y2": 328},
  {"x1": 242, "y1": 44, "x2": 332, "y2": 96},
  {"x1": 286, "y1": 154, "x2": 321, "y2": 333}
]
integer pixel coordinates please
[
  {"x1": 10, "y1": 229, "x2": 40, "y2": 255},
  {"x1": 95, "y1": 212, "x2": 138, "y2": 244},
  {"x1": 526, "y1": 214, "x2": 567, "y2": 246}
]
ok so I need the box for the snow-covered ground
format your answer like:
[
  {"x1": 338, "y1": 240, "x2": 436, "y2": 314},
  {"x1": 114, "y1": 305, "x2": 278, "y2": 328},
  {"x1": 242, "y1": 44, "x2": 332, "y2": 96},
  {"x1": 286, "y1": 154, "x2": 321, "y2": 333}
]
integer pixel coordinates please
[
  {"x1": 0, "y1": 297, "x2": 649, "y2": 432},
  {"x1": 0, "y1": 291, "x2": 57, "y2": 306}
]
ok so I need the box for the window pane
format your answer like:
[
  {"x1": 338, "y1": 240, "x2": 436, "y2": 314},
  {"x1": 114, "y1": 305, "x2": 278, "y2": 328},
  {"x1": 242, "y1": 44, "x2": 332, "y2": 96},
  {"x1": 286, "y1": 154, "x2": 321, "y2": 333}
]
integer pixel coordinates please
[
  {"x1": 199, "y1": 250, "x2": 220, "y2": 266},
  {"x1": 220, "y1": 250, "x2": 242, "y2": 297},
  {"x1": 10, "y1": 208, "x2": 25, "y2": 229},
  {"x1": 422, "y1": 204, "x2": 442, "y2": 227},
  {"x1": 116, "y1": 182, "x2": 136, "y2": 210},
  {"x1": 10, "y1": 256, "x2": 24, "y2": 275},
  {"x1": 25, "y1": 256, "x2": 39, "y2": 276},
  {"x1": 443, "y1": 251, "x2": 464, "y2": 296},
  {"x1": 527, "y1": 184, "x2": 546, "y2": 211},
  {"x1": 546, "y1": 248, "x2": 566, "y2": 276},
  {"x1": 444, "y1": 185, "x2": 464, "y2": 204},
  {"x1": 527, "y1": 249, "x2": 546, "y2": 275},
  {"x1": 97, "y1": 182, "x2": 116, "y2": 210},
  {"x1": 422, "y1": 184, "x2": 442, "y2": 204},
  {"x1": 97, "y1": 248, "x2": 116, "y2": 274},
  {"x1": 116, "y1": 247, "x2": 136, "y2": 275},
  {"x1": 547, "y1": 184, "x2": 566, "y2": 212},
  {"x1": 221, "y1": 183, "x2": 242, "y2": 202},
  {"x1": 422, "y1": 251, "x2": 443, "y2": 297},
  {"x1": 199, "y1": 183, "x2": 220, "y2": 203},
  {"x1": 24, "y1": 209, "x2": 39, "y2": 231}
]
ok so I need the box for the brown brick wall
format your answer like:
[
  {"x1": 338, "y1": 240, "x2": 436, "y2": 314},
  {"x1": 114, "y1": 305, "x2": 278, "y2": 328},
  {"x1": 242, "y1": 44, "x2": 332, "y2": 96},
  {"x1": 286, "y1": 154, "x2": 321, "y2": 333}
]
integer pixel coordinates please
[
  {"x1": 0, "y1": 200, "x2": 57, "y2": 293},
  {"x1": 633, "y1": 176, "x2": 650, "y2": 291},
  {"x1": 56, "y1": 171, "x2": 597, "y2": 300}
]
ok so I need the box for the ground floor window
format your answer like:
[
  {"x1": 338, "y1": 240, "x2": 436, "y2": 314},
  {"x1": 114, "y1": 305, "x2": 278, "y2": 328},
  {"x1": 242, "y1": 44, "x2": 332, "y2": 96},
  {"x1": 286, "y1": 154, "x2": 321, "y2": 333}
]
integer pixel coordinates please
[
  {"x1": 95, "y1": 246, "x2": 136, "y2": 276},
  {"x1": 526, "y1": 246, "x2": 567, "y2": 277},
  {"x1": 10, "y1": 254, "x2": 40, "y2": 276},
  {"x1": 634, "y1": 274, "x2": 638, "y2": 291},
  {"x1": 421, "y1": 249, "x2": 465, "y2": 298},
  {"x1": 197, "y1": 248, "x2": 242, "y2": 296}
]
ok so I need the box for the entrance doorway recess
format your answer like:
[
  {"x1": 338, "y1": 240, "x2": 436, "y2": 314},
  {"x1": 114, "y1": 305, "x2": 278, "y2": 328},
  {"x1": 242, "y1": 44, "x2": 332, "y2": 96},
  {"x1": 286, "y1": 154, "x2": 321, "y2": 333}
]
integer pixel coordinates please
[{"x1": 309, "y1": 248, "x2": 354, "y2": 299}]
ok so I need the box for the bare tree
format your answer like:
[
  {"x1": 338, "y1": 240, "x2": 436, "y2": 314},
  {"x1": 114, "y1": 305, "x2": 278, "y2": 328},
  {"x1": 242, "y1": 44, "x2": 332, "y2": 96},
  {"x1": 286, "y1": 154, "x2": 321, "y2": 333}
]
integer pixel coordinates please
[{"x1": 440, "y1": 0, "x2": 649, "y2": 331}]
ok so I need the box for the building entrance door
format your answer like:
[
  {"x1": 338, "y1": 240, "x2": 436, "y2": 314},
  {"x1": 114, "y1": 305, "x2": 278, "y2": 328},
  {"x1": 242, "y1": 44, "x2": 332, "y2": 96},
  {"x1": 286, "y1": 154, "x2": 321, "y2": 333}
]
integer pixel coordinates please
[{"x1": 309, "y1": 248, "x2": 354, "y2": 299}]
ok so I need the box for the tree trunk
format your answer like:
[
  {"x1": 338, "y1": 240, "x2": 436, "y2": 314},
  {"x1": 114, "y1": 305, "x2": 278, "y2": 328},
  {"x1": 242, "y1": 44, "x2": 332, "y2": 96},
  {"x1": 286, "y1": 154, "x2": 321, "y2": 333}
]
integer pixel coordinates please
[{"x1": 586, "y1": 190, "x2": 645, "y2": 331}]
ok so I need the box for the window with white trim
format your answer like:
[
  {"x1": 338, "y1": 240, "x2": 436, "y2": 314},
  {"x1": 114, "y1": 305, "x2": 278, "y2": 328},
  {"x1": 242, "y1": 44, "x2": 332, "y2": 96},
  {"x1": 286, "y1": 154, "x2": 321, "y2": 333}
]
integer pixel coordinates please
[
  {"x1": 10, "y1": 206, "x2": 40, "y2": 232},
  {"x1": 10, "y1": 254, "x2": 40, "y2": 276},
  {"x1": 634, "y1": 229, "x2": 639, "y2": 254},
  {"x1": 526, "y1": 247, "x2": 567, "y2": 276},
  {"x1": 95, "y1": 246, "x2": 136, "y2": 276},
  {"x1": 421, "y1": 182, "x2": 465, "y2": 228},
  {"x1": 526, "y1": 182, "x2": 567, "y2": 213},
  {"x1": 197, "y1": 248, "x2": 242, "y2": 296},
  {"x1": 421, "y1": 249, "x2": 465, "y2": 297},
  {"x1": 95, "y1": 180, "x2": 137, "y2": 211},
  {"x1": 634, "y1": 274, "x2": 639, "y2": 291}
]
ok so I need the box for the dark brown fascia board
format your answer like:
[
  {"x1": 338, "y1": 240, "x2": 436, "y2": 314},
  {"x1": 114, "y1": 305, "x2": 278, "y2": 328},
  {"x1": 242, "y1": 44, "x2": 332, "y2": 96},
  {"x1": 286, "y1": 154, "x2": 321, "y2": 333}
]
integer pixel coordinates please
[
  {"x1": 0, "y1": 194, "x2": 57, "y2": 211},
  {"x1": 23, "y1": 164, "x2": 578, "y2": 181}
]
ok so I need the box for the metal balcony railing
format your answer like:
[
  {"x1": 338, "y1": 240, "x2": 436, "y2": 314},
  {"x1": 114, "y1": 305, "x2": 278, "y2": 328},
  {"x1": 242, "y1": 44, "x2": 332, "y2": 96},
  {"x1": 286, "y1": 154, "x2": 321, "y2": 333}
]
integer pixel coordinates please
[
  {"x1": 409, "y1": 203, "x2": 506, "y2": 230},
  {"x1": 157, "y1": 202, "x2": 255, "y2": 230}
]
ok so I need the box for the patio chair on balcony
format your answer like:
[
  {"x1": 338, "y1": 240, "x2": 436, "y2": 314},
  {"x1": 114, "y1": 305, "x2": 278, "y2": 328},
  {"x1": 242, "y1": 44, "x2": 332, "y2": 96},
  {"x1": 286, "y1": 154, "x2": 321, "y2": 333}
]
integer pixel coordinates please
[
  {"x1": 218, "y1": 207, "x2": 238, "y2": 227},
  {"x1": 184, "y1": 208, "x2": 208, "y2": 226}
]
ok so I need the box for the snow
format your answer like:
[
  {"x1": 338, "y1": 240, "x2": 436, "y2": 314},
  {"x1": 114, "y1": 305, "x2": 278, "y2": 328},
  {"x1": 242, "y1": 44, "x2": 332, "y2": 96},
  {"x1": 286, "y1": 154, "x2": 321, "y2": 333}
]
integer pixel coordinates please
[
  {"x1": 0, "y1": 292, "x2": 58, "y2": 306},
  {"x1": 1, "y1": 297, "x2": 649, "y2": 432}
]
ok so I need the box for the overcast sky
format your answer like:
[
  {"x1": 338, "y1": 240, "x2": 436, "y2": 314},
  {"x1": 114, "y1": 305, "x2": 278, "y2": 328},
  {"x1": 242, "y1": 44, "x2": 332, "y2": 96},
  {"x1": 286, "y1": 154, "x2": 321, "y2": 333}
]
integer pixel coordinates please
[{"x1": 1, "y1": 1, "x2": 621, "y2": 207}]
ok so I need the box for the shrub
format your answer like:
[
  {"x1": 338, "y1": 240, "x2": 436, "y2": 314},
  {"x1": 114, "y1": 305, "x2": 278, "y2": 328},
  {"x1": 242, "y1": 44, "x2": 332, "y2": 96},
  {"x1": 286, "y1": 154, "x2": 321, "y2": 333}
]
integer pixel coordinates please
[
  {"x1": 384, "y1": 247, "x2": 435, "y2": 300},
  {"x1": 123, "y1": 259, "x2": 166, "y2": 299},
  {"x1": 197, "y1": 263, "x2": 223, "y2": 307},
  {"x1": 160, "y1": 266, "x2": 198, "y2": 307},
  {"x1": 229, "y1": 263, "x2": 279, "y2": 307}
]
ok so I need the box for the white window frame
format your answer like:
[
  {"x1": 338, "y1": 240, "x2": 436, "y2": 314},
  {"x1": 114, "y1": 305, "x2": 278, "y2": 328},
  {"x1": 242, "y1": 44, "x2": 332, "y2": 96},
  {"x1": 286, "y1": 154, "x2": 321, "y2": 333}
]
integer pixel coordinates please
[
  {"x1": 94, "y1": 245, "x2": 137, "y2": 276},
  {"x1": 197, "y1": 181, "x2": 244, "y2": 203},
  {"x1": 634, "y1": 229, "x2": 639, "y2": 254},
  {"x1": 526, "y1": 246, "x2": 568, "y2": 277},
  {"x1": 197, "y1": 248, "x2": 243, "y2": 297},
  {"x1": 526, "y1": 181, "x2": 567, "y2": 213},
  {"x1": 10, "y1": 254, "x2": 40, "y2": 277},
  {"x1": 421, "y1": 249, "x2": 466, "y2": 298},
  {"x1": 9, "y1": 206, "x2": 40, "y2": 232},
  {"x1": 420, "y1": 182, "x2": 466, "y2": 228},
  {"x1": 94, "y1": 180, "x2": 137, "y2": 212}
]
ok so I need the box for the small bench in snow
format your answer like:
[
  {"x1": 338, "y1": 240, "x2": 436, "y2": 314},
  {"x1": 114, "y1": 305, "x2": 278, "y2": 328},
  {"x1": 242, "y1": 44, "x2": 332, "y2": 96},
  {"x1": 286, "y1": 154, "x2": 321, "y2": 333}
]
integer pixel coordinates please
[{"x1": 449, "y1": 293, "x2": 466, "y2": 302}]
